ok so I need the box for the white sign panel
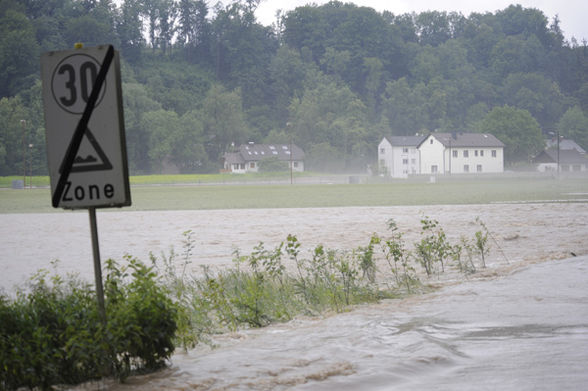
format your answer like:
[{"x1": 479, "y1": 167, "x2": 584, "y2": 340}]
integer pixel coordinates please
[{"x1": 41, "y1": 45, "x2": 131, "y2": 209}]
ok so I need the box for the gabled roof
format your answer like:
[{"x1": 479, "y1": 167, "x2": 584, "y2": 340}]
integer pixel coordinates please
[
  {"x1": 545, "y1": 138, "x2": 586, "y2": 154},
  {"x1": 534, "y1": 148, "x2": 588, "y2": 164},
  {"x1": 224, "y1": 143, "x2": 305, "y2": 163},
  {"x1": 419, "y1": 132, "x2": 505, "y2": 148},
  {"x1": 383, "y1": 135, "x2": 425, "y2": 147}
]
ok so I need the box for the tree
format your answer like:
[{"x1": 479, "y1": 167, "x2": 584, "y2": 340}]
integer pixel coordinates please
[
  {"x1": 123, "y1": 82, "x2": 162, "y2": 173},
  {"x1": 0, "y1": 96, "x2": 29, "y2": 175},
  {"x1": 268, "y1": 46, "x2": 307, "y2": 126},
  {"x1": 201, "y1": 84, "x2": 250, "y2": 164},
  {"x1": 478, "y1": 105, "x2": 544, "y2": 163},
  {"x1": 415, "y1": 11, "x2": 452, "y2": 46},
  {"x1": 490, "y1": 35, "x2": 545, "y2": 79},
  {"x1": 380, "y1": 78, "x2": 428, "y2": 135},
  {"x1": 172, "y1": 110, "x2": 209, "y2": 172},
  {"x1": 141, "y1": 109, "x2": 181, "y2": 173},
  {"x1": 63, "y1": 14, "x2": 119, "y2": 48},
  {"x1": 557, "y1": 106, "x2": 588, "y2": 151},
  {"x1": 502, "y1": 72, "x2": 567, "y2": 130},
  {"x1": 116, "y1": 0, "x2": 145, "y2": 63},
  {"x1": 0, "y1": 8, "x2": 39, "y2": 98},
  {"x1": 176, "y1": 0, "x2": 209, "y2": 62},
  {"x1": 306, "y1": 142, "x2": 344, "y2": 172},
  {"x1": 288, "y1": 72, "x2": 369, "y2": 168}
]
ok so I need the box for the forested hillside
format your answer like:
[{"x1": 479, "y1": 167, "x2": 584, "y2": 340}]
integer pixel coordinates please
[{"x1": 1, "y1": 0, "x2": 587, "y2": 175}]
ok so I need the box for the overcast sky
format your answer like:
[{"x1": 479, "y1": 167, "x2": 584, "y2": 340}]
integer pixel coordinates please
[{"x1": 252, "y1": 0, "x2": 587, "y2": 42}]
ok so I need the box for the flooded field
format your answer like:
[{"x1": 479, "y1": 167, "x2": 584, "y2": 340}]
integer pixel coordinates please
[{"x1": 1, "y1": 202, "x2": 587, "y2": 389}]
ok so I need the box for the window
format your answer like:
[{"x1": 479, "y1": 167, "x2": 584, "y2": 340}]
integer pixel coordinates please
[
  {"x1": 452, "y1": 150, "x2": 458, "y2": 158},
  {"x1": 293, "y1": 162, "x2": 299, "y2": 168},
  {"x1": 233, "y1": 164, "x2": 239, "y2": 170},
  {"x1": 464, "y1": 164, "x2": 469, "y2": 172},
  {"x1": 240, "y1": 164, "x2": 245, "y2": 169},
  {"x1": 477, "y1": 164, "x2": 483, "y2": 172},
  {"x1": 402, "y1": 159, "x2": 408, "y2": 165},
  {"x1": 480, "y1": 150, "x2": 484, "y2": 157},
  {"x1": 403, "y1": 147, "x2": 409, "y2": 153},
  {"x1": 430, "y1": 139, "x2": 434, "y2": 144},
  {"x1": 492, "y1": 150, "x2": 497, "y2": 157},
  {"x1": 431, "y1": 165, "x2": 438, "y2": 173},
  {"x1": 250, "y1": 162, "x2": 255, "y2": 168},
  {"x1": 380, "y1": 148, "x2": 385, "y2": 154},
  {"x1": 475, "y1": 150, "x2": 479, "y2": 157},
  {"x1": 379, "y1": 159, "x2": 385, "y2": 166},
  {"x1": 411, "y1": 158, "x2": 416, "y2": 165},
  {"x1": 463, "y1": 150, "x2": 469, "y2": 158}
]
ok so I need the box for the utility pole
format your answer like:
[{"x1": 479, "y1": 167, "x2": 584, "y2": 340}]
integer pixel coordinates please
[
  {"x1": 21, "y1": 120, "x2": 26, "y2": 188},
  {"x1": 557, "y1": 129, "x2": 560, "y2": 177}
]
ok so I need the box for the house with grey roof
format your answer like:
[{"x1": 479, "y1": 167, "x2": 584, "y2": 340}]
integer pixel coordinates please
[
  {"x1": 378, "y1": 136, "x2": 423, "y2": 178},
  {"x1": 534, "y1": 148, "x2": 587, "y2": 172},
  {"x1": 545, "y1": 138, "x2": 586, "y2": 155},
  {"x1": 222, "y1": 143, "x2": 305, "y2": 174},
  {"x1": 378, "y1": 132, "x2": 505, "y2": 177}
]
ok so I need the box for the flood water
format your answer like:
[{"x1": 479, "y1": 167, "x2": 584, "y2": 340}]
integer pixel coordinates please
[
  {"x1": 100, "y1": 255, "x2": 588, "y2": 391},
  {"x1": 1, "y1": 203, "x2": 587, "y2": 389}
]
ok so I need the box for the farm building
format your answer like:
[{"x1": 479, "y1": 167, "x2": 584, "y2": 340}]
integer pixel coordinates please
[{"x1": 222, "y1": 143, "x2": 305, "y2": 174}]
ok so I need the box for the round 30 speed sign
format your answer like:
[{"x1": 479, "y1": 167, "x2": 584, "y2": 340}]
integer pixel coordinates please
[
  {"x1": 41, "y1": 45, "x2": 131, "y2": 209},
  {"x1": 51, "y1": 52, "x2": 107, "y2": 114}
]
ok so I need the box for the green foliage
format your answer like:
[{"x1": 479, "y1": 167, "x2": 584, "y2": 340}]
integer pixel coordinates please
[
  {"x1": 478, "y1": 105, "x2": 544, "y2": 162},
  {"x1": 0, "y1": 259, "x2": 177, "y2": 390},
  {"x1": 1, "y1": 0, "x2": 587, "y2": 174},
  {"x1": 104, "y1": 257, "x2": 177, "y2": 377},
  {"x1": 557, "y1": 106, "x2": 588, "y2": 151},
  {"x1": 380, "y1": 219, "x2": 419, "y2": 292},
  {"x1": 258, "y1": 156, "x2": 289, "y2": 172},
  {"x1": 415, "y1": 216, "x2": 451, "y2": 277}
]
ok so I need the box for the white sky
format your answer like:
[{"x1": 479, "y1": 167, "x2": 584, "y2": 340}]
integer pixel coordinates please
[{"x1": 253, "y1": 0, "x2": 587, "y2": 42}]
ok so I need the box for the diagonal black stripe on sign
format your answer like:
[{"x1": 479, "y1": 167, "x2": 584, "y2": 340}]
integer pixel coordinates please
[{"x1": 52, "y1": 45, "x2": 115, "y2": 208}]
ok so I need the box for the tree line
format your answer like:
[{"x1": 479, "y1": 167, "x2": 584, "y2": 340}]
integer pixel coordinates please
[{"x1": 1, "y1": 0, "x2": 587, "y2": 175}]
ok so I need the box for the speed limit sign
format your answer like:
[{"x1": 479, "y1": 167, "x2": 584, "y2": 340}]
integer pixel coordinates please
[{"x1": 41, "y1": 45, "x2": 131, "y2": 209}]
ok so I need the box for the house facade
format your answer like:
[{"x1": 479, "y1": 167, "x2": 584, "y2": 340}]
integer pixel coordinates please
[
  {"x1": 223, "y1": 143, "x2": 305, "y2": 174},
  {"x1": 378, "y1": 136, "x2": 422, "y2": 178},
  {"x1": 534, "y1": 149, "x2": 588, "y2": 172},
  {"x1": 378, "y1": 132, "x2": 504, "y2": 177}
]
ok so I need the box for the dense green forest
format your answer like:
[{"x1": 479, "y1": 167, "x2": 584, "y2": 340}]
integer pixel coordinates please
[{"x1": 1, "y1": 0, "x2": 587, "y2": 175}]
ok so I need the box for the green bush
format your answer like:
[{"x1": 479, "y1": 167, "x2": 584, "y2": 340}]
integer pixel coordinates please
[{"x1": 0, "y1": 258, "x2": 178, "y2": 390}]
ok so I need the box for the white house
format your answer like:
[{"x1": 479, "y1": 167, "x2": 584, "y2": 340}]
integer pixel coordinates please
[
  {"x1": 222, "y1": 143, "x2": 305, "y2": 174},
  {"x1": 378, "y1": 136, "x2": 423, "y2": 178},
  {"x1": 378, "y1": 132, "x2": 504, "y2": 177}
]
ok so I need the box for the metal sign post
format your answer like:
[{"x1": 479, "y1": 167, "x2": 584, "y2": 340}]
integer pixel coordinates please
[{"x1": 41, "y1": 44, "x2": 131, "y2": 324}]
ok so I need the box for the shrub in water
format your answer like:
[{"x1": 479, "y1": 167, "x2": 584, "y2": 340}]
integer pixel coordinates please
[{"x1": 0, "y1": 258, "x2": 178, "y2": 390}]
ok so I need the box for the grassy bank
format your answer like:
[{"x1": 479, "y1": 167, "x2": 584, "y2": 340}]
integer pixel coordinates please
[
  {"x1": 0, "y1": 172, "x2": 316, "y2": 188},
  {"x1": 1, "y1": 175, "x2": 587, "y2": 214}
]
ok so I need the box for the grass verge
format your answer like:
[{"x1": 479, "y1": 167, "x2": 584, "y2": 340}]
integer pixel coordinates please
[{"x1": 1, "y1": 175, "x2": 588, "y2": 214}]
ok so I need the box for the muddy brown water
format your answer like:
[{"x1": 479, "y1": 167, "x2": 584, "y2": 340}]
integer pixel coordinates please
[{"x1": 2, "y1": 203, "x2": 587, "y2": 390}]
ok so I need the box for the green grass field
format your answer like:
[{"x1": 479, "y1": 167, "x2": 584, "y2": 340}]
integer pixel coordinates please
[{"x1": 1, "y1": 174, "x2": 587, "y2": 213}]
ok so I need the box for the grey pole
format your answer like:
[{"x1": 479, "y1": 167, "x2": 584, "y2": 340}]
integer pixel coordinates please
[{"x1": 89, "y1": 207, "x2": 107, "y2": 324}]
